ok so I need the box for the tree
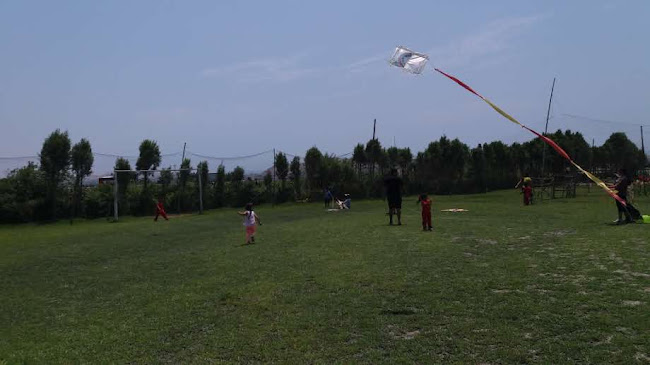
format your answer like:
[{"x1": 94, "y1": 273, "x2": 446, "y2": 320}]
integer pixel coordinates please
[
  {"x1": 263, "y1": 171, "x2": 273, "y2": 191},
  {"x1": 275, "y1": 152, "x2": 289, "y2": 187},
  {"x1": 304, "y1": 147, "x2": 323, "y2": 191},
  {"x1": 398, "y1": 148, "x2": 413, "y2": 173},
  {"x1": 386, "y1": 147, "x2": 400, "y2": 168},
  {"x1": 39, "y1": 129, "x2": 71, "y2": 219},
  {"x1": 114, "y1": 157, "x2": 132, "y2": 196},
  {"x1": 213, "y1": 165, "x2": 226, "y2": 207},
  {"x1": 197, "y1": 161, "x2": 209, "y2": 188},
  {"x1": 468, "y1": 144, "x2": 487, "y2": 193},
  {"x1": 598, "y1": 132, "x2": 645, "y2": 173},
  {"x1": 352, "y1": 143, "x2": 366, "y2": 176},
  {"x1": 231, "y1": 166, "x2": 245, "y2": 184},
  {"x1": 70, "y1": 138, "x2": 94, "y2": 216},
  {"x1": 290, "y1": 156, "x2": 301, "y2": 196},
  {"x1": 180, "y1": 158, "x2": 192, "y2": 188},
  {"x1": 365, "y1": 139, "x2": 383, "y2": 177},
  {"x1": 135, "y1": 139, "x2": 161, "y2": 189},
  {"x1": 158, "y1": 167, "x2": 173, "y2": 193},
  {"x1": 0, "y1": 162, "x2": 47, "y2": 222}
]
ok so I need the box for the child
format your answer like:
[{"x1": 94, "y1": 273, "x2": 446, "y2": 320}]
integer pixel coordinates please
[
  {"x1": 324, "y1": 188, "x2": 333, "y2": 208},
  {"x1": 238, "y1": 203, "x2": 261, "y2": 244},
  {"x1": 417, "y1": 194, "x2": 432, "y2": 231},
  {"x1": 522, "y1": 181, "x2": 533, "y2": 206},
  {"x1": 154, "y1": 197, "x2": 168, "y2": 221},
  {"x1": 336, "y1": 194, "x2": 351, "y2": 209}
]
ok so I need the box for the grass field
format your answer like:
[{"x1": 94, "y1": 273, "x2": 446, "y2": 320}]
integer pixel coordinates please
[{"x1": 1, "y1": 189, "x2": 649, "y2": 364}]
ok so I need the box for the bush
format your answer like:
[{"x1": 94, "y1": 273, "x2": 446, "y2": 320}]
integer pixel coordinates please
[{"x1": 83, "y1": 184, "x2": 113, "y2": 219}]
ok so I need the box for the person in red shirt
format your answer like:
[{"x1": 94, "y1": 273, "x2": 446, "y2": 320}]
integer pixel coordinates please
[
  {"x1": 154, "y1": 197, "x2": 169, "y2": 221},
  {"x1": 417, "y1": 194, "x2": 433, "y2": 231},
  {"x1": 522, "y1": 181, "x2": 533, "y2": 206}
]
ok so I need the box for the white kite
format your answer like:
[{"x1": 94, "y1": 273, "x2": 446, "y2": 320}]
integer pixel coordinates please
[{"x1": 389, "y1": 46, "x2": 429, "y2": 74}]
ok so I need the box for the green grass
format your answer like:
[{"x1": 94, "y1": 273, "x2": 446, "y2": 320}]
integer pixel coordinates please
[{"x1": 1, "y1": 189, "x2": 649, "y2": 364}]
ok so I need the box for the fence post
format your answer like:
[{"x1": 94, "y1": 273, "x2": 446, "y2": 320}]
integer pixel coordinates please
[
  {"x1": 198, "y1": 167, "x2": 204, "y2": 214},
  {"x1": 113, "y1": 169, "x2": 119, "y2": 221}
]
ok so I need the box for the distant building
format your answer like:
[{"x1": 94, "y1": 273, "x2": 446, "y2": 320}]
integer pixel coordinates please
[{"x1": 98, "y1": 175, "x2": 114, "y2": 185}]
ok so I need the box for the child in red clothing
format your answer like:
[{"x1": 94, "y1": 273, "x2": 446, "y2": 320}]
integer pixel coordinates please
[
  {"x1": 522, "y1": 182, "x2": 533, "y2": 206},
  {"x1": 154, "y1": 197, "x2": 169, "y2": 221},
  {"x1": 417, "y1": 194, "x2": 433, "y2": 231}
]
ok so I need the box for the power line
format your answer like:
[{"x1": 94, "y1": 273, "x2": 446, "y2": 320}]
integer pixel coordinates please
[
  {"x1": 187, "y1": 149, "x2": 273, "y2": 161},
  {"x1": 561, "y1": 113, "x2": 649, "y2": 127},
  {"x1": 0, "y1": 155, "x2": 38, "y2": 160}
]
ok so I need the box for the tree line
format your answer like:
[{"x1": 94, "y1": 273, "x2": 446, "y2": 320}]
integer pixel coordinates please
[{"x1": 0, "y1": 128, "x2": 646, "y2": 222}]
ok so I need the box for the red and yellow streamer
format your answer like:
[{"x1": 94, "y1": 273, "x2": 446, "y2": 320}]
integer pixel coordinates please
[{"x1": 434, "y1": 68, "x2": 625, "y2": 206}]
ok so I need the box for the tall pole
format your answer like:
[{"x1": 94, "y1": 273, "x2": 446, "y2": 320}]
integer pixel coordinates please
[
  {"x1": 113, "y1": 169, "x2": 119, "y2": 221},
  {"x1": 198, "y1": 167, "x2": 203, "y2": 214},
  {"x1": 372, "y1": 119, "x2": 376, "y2": 140},
  {"x1": 541, "y1": 77, "x2": 556, "y2": 177},
  {"x1": 178, "y1": 142, "x2": 186, "y2": 214},
  {"x1": 641, "y1": 125, "x2": 646, "y2": 164}
]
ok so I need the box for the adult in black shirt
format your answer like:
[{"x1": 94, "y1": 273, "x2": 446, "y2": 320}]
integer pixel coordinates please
[
  {"x1": 384, "y1": 168, "x2": 403, "y2": 225},
  {"x1": 611, "y1": 168, "x2": 641, "y2": 224}
]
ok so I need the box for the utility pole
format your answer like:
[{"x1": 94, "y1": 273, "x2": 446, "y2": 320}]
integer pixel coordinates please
[
  {"x1": 589, "y1": 138, "x2": 595, "y2": 193},
  {"x1": 541, "y1": 78, "x2": 556, "y2": 177},
  {"x1": 178, "y1": 142, "x2": 186, "y2": 214},
  {"x1": 641, "y1": 125, "x2": 646, "y2": 164},
  {"x1": 272, "y1": 148, "x2": 276, "y2": 206},
  {"x1": 372, "y1": 119, "x2": 377, "y2": 141}
]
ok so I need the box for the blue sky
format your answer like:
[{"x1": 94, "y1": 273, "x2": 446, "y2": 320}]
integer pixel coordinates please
[{"x1": 1, "y1": 0, "x2": 648, "y2": 174}]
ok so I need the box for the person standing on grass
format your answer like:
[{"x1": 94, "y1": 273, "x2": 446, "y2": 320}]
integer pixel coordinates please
[
  {"x1": 324, "y1": 188, "x2": 333, "y2": 208},
  {"x1": 238, "y1": 203, "x2": 261, "y2": 244},
  {"x1": 384, "y1": 168, "x2": 403, "y2": 225},
  {"x1": 417, "y1": 194, "x2": 432, "y2": 231},
  {"x1": 522, "y1": 180, "x2": 533, "y2": 206},
  {"x1": 154, "y1": 197, "x2": 169, "y2": 221},
  {"x1": 610, "y1": 168, "x2": 642, "y2": 224}
]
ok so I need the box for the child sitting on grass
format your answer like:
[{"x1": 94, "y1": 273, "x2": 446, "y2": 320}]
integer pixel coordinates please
[
  {"x1": 417, "y1": 194, "x2": 432, "y2": 231},
  {"x1": 238, "y1": 203, "x2": 261, "y2": 244},
  {"x1": 336, "y1": 194, "x2": 351, "y2": 209}
]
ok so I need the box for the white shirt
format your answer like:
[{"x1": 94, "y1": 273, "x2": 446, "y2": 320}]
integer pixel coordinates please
[{"x1": 243, "y1": 211, "x2": 256, "y2": 226}]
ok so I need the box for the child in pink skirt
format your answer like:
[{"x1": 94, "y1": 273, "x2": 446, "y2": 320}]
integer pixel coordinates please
[{"x1": 238, "y1": 203, "x2": 262, "y2": 244}]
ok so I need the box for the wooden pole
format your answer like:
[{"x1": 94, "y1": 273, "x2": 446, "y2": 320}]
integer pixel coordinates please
[
  {"x1": 198, "y1": 166, "x2": 203, "y2": 214},
  {"x1": 641, "y1": 125, "x2": 646, "y2": 164},
  {"x1": 541, "y1": 78, "x2": 556, "y2": 177},
  {"x1": 372, "y1": 119, "x2": 376, "y2": 140},
  {"x1": 113, "y1": 169, "x2": 119, "y2": 221}
]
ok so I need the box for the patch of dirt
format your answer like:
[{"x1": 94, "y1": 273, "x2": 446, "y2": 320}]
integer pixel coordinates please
[
  {"x1": 622, "y1": 300, "x2": 644, "y2": 307},
  {"x1": 380, "y1": 307, "x2": 420, "y2": 316},
  {"x1": 614, "y1": 269, "x2": 650, "y2": 278},
  {"x1": 492, "y1": 289, "x2": 511, "y2": 294},
  {"x1": 544, "y1": 229, "x2": 575, "y2": 237},
  {"x1": 387, "y1": 325, "x2": 421, "y2": 340},
  {"x1": 635, "y1": 352, "x2": 650, "y2": 362},
  {"x1": 592, "y1": 335, "x2": 613, "y2": 346},
  {"x1": 477, "y1": 239, "x2": 497, "y2": 245}
]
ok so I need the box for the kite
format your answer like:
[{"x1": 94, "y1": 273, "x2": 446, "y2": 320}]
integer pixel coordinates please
[
  {"x1": 389, "y1": 46, "x2": 625, "y2": 206},
  {"x1": 389, "y1": 46, "x2": 429, "y2": 75}
]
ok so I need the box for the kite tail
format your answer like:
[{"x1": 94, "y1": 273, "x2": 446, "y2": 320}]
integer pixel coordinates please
[{"x1": 434, "y1": 68, "x2": 625, "y2": 206}]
